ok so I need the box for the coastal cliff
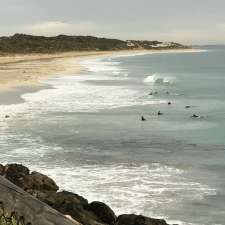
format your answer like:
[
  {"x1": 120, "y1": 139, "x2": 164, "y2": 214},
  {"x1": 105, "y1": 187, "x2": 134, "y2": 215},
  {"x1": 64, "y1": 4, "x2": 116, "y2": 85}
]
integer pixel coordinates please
[
  {"x1": 0, "y1": 34, "x2": 188, "y2": 54},
  {"x1": 0, "y1": 164, "x2": 171, "y2": 225}
]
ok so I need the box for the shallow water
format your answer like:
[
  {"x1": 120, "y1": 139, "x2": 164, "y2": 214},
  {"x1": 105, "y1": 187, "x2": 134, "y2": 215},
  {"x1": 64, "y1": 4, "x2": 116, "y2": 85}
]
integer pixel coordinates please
[{"x1": 0, "y1": 49, "x2": 225, "y2": 225}]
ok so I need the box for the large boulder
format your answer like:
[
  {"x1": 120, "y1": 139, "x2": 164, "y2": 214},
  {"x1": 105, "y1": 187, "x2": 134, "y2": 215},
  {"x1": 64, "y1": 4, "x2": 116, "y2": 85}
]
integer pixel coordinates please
[
  {"x1": 88, "y1": 201, "x2": 117, "y2": 225},
  {"x1": 30, "y1": 171, "x2": 59, "y2": 192},
  {"x1": 2, "y1": 164, "x2": 32, "y2": 190},
  {"x1": 37, "y1": 191, "x2": 104, "y2": 225},
  {"x1": 1, "y1": 164, "x2": 58, "y2": 193},
  {"x1": 4, "y1": 164, "x2": 30, "y2": 176},
  {"x1": 43, "y1": 191, "x2": 88, "y2": 207},
  {"x1": 115, "y1": 214, "x2": 169, "y2": 225}
]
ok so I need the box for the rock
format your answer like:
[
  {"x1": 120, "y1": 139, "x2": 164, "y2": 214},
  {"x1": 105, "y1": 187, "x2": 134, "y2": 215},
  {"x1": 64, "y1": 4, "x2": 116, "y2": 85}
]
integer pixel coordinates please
[
  {"x1": 115, "y1": 214, "x2": 169, "y2": 225},
  {"x1": 3, "y1": 164, "x2": 32, "y2": 190},
  {"x1": 30, "y1": 171, "x2": 59, "y2": 192},
  {"x1": 0, "y1": 164, "x2": 4, "y2": 175},
  {"x1": 1, "y1": 164, "x2": 58, "y2": 193},
  {"x1": 38, "y1": 191, "x2": 102, "y2": 225},
  {"x1": 48, "y1": 191, "x2": 88, "y2": 207},
  {"x1": 4, "y1": 164, "x2": 30, "y2": 175},
  {"x1": 88, "y1": 201, "x2": 117, "y2": 225}
]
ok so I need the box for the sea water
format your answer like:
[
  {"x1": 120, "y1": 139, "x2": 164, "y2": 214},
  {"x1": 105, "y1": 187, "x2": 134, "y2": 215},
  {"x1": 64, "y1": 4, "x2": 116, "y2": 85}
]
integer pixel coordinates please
[{"x1": 0, "y1": 48, "x2": 225, "y2": 225}]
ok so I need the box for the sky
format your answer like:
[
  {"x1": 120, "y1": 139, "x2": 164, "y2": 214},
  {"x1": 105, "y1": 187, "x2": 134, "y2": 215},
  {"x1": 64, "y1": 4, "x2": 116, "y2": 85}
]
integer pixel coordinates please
[{"x1": 1, "y1": 0, "x2": 225, "y2": 44}]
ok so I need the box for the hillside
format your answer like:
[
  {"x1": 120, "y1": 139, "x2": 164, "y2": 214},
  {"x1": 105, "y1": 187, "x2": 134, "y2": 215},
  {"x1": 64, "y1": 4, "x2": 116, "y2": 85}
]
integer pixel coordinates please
[{"x1": 0, "y1": 34, "x2": 188, "y2": 54}]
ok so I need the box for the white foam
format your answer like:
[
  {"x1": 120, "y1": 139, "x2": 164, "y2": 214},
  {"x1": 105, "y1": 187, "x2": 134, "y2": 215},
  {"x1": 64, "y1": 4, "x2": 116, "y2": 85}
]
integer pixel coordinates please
[
  {"x1": 19, "y1": 74, "x2": 162, "y2": 113},
  {"x1": 109, "y1": 52, "x2": 153, "y2": 59},
  {"x1": 81, "y1": 58, "x2": 123, "y2": 73},
  {"x1": 15, "y1": 56, "x2": 165, "y2": 113},
  {"x1": 0, "y1": 55, "x2": 168, "y2": 131},
  {"x1": 108, "y1": 49, "x2": 207, "y2": 61},
  {"x1": 144, "y1": 73, "x2": 175, "y2": 85},
  {"x1": 29, "y1": 163, "x2": 215, "y2": 225}
]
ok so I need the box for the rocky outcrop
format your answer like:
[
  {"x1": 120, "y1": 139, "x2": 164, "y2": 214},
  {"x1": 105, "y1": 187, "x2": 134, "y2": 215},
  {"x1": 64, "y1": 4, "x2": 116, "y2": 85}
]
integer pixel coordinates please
[
  {"x1": 40, "y1": 191, "x2": 102, "y2": 225},
  {"x1": 115, "y1": 215, "x2": 169, "y2": 225},
  {"x1": 87, "y1": 201, "x2": 117, "y2": 225},
  {"x1": 0, "y1": 164, "x2": 59, "y2": 192},
  {"x1": 0, "y1": 164, "x2": 171, "y2": 225},
  {"x1": 0, "y1": 175, "x2": 81, "y2": 225},
  {"x1": 30, "y1": 171, "x2": 59, "y2": 192}
]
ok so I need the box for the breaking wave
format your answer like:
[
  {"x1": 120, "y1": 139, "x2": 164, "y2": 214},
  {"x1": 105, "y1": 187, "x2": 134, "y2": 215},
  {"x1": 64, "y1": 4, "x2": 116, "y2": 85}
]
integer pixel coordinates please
[{"x1": 144, "y1": 74, "x2": 175, "y2": 85}]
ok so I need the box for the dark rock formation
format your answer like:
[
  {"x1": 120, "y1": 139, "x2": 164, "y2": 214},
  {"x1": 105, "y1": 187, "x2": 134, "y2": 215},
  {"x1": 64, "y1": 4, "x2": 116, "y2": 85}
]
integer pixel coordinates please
[
  {"x1": 39, "y1": 191, "x2": 99, "y2": 225},
  {"x1": 0, "y1": 163, "x2": 4, "y2": 175},
  {"x1": 0, "y1": 175, "x2": 81, "y2": 225},
  {"x1": 116, "y1": 214, "x2": 169, "y2": 225},
  {"x1": 0, "y1": 164, "x2": 58, "y2": 193},
  {"x1": 30, "y1": 171, "x2": 59, "y2": 192},
  {"x1": 0, "y1": 164, "x2": 116, "y2": 225},
  {"x1": 0, "y1": 164, "x2": 171, "y2": 225},
  {"x1": 88, "y1": 201, "x2": 117, "y2": 225},
  {"x1": 3, "y1": 164, "x2": 31, "y2": 190}
]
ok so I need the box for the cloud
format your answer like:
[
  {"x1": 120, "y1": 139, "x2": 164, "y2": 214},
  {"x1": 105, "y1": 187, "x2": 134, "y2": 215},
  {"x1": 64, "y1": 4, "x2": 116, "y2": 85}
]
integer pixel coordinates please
[
  {"x1": 20, "y1": 21, "x2": 98, "y2": 36},
  {"x1": 26, "y1": 21, "x2": 70, "y2": 33},
  {"x1": 164, "y1": 26, "x2": 225, "y2": 44},
  {"x1": 111, "y1": 24, "x2": 225, "y2": 45},
  {"x1": 2, "y1": 20, "x2": 225, "y2": 45}
]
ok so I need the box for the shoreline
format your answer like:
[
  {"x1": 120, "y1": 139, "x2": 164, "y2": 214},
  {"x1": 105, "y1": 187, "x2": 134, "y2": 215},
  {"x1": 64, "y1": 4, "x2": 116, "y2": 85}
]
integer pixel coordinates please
[{"x1": 0, "y1": 48, "x2": 204, "y2": 105}]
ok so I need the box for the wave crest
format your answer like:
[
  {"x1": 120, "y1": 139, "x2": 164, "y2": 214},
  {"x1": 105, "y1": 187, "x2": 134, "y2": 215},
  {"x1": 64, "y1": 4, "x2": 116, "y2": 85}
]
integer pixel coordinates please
[{"x1": 144, "y1": 74, "x2": 175, "y2": 85}]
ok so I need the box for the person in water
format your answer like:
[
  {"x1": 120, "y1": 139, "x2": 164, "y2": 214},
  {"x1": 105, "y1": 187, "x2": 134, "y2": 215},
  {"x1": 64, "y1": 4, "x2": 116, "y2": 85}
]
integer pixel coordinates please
[
  {"x1": 168, "y1": 102, "x2": 172, "y2": 105},
  {"x1": 141, "y1": 116, "x2": 147, "y2": 121},
  {"x1": 157, "y1": 111, "x2": 163, "y2": 116},
  {"x1": 149, "y1": 91, "x2": 158, "y2": 96},
  {"x1": 191, "y1": 114, "x2": 199, "y2": 118}
]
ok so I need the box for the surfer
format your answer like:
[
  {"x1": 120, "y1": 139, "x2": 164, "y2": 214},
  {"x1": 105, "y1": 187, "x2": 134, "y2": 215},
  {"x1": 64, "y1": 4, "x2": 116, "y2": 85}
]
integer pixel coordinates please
[
  {"x1": 141, "y1": 116, "x2": 147, "y2": 121},
  {"x1": 157, "y1": 111, "x2": 163, "y2": 116}
]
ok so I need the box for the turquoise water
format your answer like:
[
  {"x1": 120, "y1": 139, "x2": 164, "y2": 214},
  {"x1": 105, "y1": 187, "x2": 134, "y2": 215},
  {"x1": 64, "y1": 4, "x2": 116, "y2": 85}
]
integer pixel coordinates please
[{"x1": 0, "y1": 49, "x2": 225, "y2": 225}]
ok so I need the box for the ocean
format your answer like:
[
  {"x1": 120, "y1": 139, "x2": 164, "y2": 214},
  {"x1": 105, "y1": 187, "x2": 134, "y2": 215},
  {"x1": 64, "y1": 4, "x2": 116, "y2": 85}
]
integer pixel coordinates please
[{"x1": 0, "y1": 48, "x2": 225, "y2": 225}]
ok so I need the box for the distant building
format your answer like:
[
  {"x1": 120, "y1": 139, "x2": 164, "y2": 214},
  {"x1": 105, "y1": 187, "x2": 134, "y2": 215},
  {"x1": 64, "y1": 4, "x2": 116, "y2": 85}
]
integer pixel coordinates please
[
  {"x1": 151, "y1": 42, "x2": 174, "y2": 48},
  {"x1": 126, "y1": 41, "x2": 135, "y2": 47}
]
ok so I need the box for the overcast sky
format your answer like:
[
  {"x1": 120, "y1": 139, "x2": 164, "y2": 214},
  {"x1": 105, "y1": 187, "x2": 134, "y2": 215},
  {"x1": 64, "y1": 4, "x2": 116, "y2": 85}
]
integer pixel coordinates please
[{"x1": 1, "y1": 0, "x2": 225, "y2": 44}]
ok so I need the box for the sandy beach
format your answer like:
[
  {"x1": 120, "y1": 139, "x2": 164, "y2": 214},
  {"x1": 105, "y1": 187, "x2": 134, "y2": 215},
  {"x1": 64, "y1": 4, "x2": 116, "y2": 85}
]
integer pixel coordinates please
[
  {"x1": 0, "y1": 51, "x2": 111, "y2": 92},
  {"x1": 0, "y1": 49, "x2": 202, "y2": 93}
]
